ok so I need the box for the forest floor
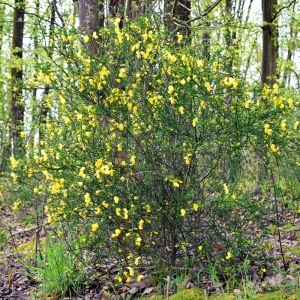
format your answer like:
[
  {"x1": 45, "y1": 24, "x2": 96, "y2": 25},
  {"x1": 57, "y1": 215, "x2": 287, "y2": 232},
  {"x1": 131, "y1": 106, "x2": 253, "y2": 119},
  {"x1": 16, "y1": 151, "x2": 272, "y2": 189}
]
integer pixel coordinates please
[{"x1": 1, "y1": 206, "x2": 300, "y2": 300}]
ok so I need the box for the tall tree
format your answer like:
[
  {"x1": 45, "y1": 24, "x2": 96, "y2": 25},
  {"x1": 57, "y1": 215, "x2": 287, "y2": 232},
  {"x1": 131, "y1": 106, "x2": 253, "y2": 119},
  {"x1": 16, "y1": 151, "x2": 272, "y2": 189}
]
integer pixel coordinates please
[
  {"x1": 261, "y1": 0, "x2": 278, "y2": 85},
  {"x1": 11, "y1": 0, "x2": 25, "y2": 157},
  {"x1": 78, "y1": 0, "x2": 100, "y2": 52}
]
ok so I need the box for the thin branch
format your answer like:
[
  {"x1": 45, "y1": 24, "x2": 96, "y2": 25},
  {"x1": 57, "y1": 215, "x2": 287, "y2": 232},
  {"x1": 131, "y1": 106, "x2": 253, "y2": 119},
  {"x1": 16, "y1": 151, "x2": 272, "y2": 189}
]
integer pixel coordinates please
[
  {"x1": 52, "y1": 0, "x2": 64, "y2": 25},
  {"x1": 271, "y1": 0, "x2": 297, "y2": 22},
  {"x1": 186, "y1": 0, "x2": 223, "y2": 25},
  {"x1": 0, "y1": 1, "x2": 62, "y2": 27},
  {"x1": 170, "y1": 0, "x2": 224, "y2": 36}
]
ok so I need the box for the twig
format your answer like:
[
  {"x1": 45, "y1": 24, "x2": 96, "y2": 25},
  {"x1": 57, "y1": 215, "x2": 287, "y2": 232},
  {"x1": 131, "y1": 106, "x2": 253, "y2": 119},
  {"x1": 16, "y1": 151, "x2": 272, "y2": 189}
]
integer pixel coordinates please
[
  {"x1": 0, "y1": 1, "x2": 62, "y2": 27},
  {"x1": 164, "y1": 275, "x2": 170, "y2": 300},
  {"x1": 270, "y1": 167, "x2": 287, "y2": 270},
  {"x1": 169, "y1": 0, "x2": 223, "y2": 36},
  {"x1": 52, "y1": 0, "x2": 64, "y2": 25}
]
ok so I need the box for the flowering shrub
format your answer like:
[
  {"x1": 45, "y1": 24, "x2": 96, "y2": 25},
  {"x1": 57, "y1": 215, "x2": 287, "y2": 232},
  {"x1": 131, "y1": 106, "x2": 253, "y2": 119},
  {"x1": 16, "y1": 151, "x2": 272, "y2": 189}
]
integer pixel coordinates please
[{"x1": 11, "y1": 16, "x2": 300, "y2": 281}]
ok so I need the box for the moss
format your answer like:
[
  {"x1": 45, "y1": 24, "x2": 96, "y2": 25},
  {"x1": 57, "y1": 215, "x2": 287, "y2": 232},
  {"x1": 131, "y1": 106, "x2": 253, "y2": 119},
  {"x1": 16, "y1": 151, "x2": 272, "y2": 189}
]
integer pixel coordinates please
[
  {"x1": 140, "y1": 288, "x2": 205, "y2": 300},
  {"x1": 208, "y1": 293, "x2": 235, "y2": 300},
  {"x1": 255, "y1": 290, "x2": 296, "y2": 299},
  {"x1": 16, "y1": 237, "x2": 46, "y2": 252},
  {"x1": 140, "y1": 288, "x2": 297, "y2": 300},
  {"x1": 170, "y1": 288, "x2": 205, "y2": 300}
]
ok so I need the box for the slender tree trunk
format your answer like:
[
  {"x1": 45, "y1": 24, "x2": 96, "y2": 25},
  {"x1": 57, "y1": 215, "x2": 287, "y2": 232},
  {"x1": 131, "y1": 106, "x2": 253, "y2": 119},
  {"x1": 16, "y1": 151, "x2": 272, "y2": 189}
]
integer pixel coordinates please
[
  {"x1": 0, "y1": 4, "x2": 10, "y2": 172},
  {"x1": 261, "y1": 0, "x2": 278, "y2": 85},
  {"x1": 256, "y1": 0, "x2": 278, "y2": 191},
  {"x1": 78, "y1": 0, "x2": 100, "y2": 53},
  {"x1": 11, "y1": 0, "x2": 25, "y2": 157}
]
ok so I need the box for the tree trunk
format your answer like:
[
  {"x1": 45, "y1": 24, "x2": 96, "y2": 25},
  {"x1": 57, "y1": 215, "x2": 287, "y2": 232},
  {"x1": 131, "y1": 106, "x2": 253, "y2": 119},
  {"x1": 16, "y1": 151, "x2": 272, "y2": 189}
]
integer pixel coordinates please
[
  {"x1": 164, "y1": 0, "x2": 191, "y2": 37},
  {"x1": 256, "y1": 0, "x2": 278, "y2": 191},
  {"x1": 261, "y1": 0, "x2": 278, "y2": 85},
  {"x1": 11, "y1": 0, "x2": 25, "y2": 157},
  {"x1": 78, "y1": 0, "x2": 100, "y2": 53}
]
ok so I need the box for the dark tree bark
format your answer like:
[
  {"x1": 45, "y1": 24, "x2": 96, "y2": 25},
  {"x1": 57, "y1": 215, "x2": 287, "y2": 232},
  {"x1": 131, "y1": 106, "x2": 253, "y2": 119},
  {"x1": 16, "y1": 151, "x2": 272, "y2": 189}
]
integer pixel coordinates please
[
  {"x1": 11, "y1": 0, "x2": 25, "y2": 157},
  {"x1": 78, "y1": 0, "x2": 100, "y2": 52},
  {"x1": 261, "y1": 0, "x2": 278, "y2": 85},
  {"x1": 164, "y1": 0, "x2": 191, "y2": 37}
]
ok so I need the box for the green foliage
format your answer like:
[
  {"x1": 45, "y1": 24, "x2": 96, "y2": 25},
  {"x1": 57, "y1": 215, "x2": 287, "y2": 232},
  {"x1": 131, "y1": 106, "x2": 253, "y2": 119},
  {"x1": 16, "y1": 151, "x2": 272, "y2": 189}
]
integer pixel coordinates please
[
  {"x1": 20, "y1": 235, "x2": 85, "y2": 299},
  {"x1": 0, "y1": 228, "x2": 8, "y2": 250},
  {"x1": 9, "y1": 14, "x2": 300, "y2": 287}
]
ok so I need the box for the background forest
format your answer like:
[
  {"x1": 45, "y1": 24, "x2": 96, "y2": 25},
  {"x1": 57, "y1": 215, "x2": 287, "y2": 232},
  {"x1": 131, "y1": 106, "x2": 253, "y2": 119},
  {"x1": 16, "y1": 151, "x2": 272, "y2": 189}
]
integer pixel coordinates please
[{"x1": 1, "y1": 0, "x2": 300, "y2": 299}]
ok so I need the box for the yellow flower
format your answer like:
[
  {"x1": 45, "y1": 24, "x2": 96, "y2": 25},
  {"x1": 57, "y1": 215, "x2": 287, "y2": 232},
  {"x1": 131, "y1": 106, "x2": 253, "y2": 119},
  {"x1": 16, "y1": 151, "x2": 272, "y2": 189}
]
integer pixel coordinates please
[
  {"x1": 223, "y1": 183, "x2": 229, "y2": 195},
  {"x1": 294, "y1": 121, "x2": 299, "y2": 130},
  {"x1": 135, "y1": 236, "x2": 142, "y2": 246},
  {"x1": 184, "y1": 154, "x2": 191, "y2": 165},
  {"x1": 138, "y1": 219, "x2": 144, "y2": 230},
  {"x1": 193, "y1": 203, "x2": 199, "y2": 211},
  {"x1": 204, "y1": 82, "x2": 212, "y2": 92},
  {"x1": 114, "y1": 275, "x2": 122, "y2": 282},
  {"x1": 91, "y1": 223, "x2": 99, "y2": 232},
  {"x1": 264, "y1": 124, "x2": 272, "y2": 136},
  {"x1": 280, "y1": 119, "x2": 286, "y2": 130},
  {"x1": 273, "y1": 83, "x2": 279, "y2": 94},
  {"x1": 135, "y1": 256, "x2": 141, "y2": 265},
  {"x1": 130, "y1": 156, "x2": 136, "y2": 166},
  {"x1": 180, "y1": 208, "x2": 186, "y2": 217},
  {"x1": 47, "y1": 214, "x2": 52, "y2": 223},
  {"x1": 85, "y1": 193, "x2": 91, "y2": 207},
  {"x1": 111, "y1": 228, "x2": 121, "y2": 238},
  {"x1": 102, "y1": 201, "x2": 109, "y2": 208},
  {"x1": 69, "y1": 14, "x2": 74, "y2": 24},
  {"x1": 179, "y1": 106, "x2": 184, "y2": 115},
  {"x1": 177, "y1": 32, "x2": 183, "y2": 43},
  {"x1": 12, "y1": 200, "x2": 21, "y2": 211},
  {"x1": 287, "y1": 98, "x2": 294, "y2": 108},
  {"x1": 198, "y1": 245, "x2": 203, "y2": 251},
  {"x1": 231, "y1": 194, "x2": 237, "y2": 200},
  {"x1": 62, "y1": 116, "x2": 70, "y2": 124},
  {"x1": 168, "y1": 85, "x2": 174, "y2": 94},
  {"x1": 11, "y1": 173, "x2": 18, "y2": 181},
  {"x1": 226, "y1": 252, "x2": 232, "y2": 260},
  {"x1": 270, "y1": 143, "x2": 278, "y2": 152},
  {"x1": 83, "y1": 35, "x2": 89, "y2": 43},
  {"x1": 244, "y1": 100, "x2": 251, "y2": 108},
  {"x1": 192, "y1": 118, "x2": 198, "y2": 127},
  {"x1": 92, "y1": 31, "x2": 98, "y2": 39},
  {"x1": 137, "y1": 274, "x2": 144, "y2": 282},
  {"x1": 10, "y1": 157, "x2": 19, "y2": 169},
  {"x1": 128, "y1": 267, "x2": 134, "y2": 277},
  {"x1": 119, "y1": 68, "x2": 126, "y2": 78},
  {"x1": 116, "y1": 208, "x2": 121, "y2": 216},
  {"x1": 114, "y1": 196, "x2": 119, "y2": 204}
]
